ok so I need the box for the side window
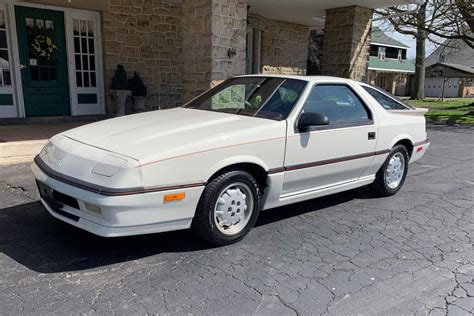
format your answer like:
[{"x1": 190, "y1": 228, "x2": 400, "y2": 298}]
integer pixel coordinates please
[
  {"x1": 363, "y1": 86, "x2": 410, "y2": 110},
  {"x1": 303, "y1": 85, "x2": 371, "y2": 125}
]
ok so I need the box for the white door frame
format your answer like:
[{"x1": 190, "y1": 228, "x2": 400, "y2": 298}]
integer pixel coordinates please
[
  {"x1": 0, "y1": 2, "x2": 20, "y2": 117},
  {"x1": 1, "y1": 0, "x2": 104, "y2": 118}
]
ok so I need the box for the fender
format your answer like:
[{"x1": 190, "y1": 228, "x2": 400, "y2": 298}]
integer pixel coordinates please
[
  {"x1": 207, "y1": 155, "x2": 271, "y2": 180},
  {"x1": 389, "y1": 133, "x2": 414, "y2": 149}
]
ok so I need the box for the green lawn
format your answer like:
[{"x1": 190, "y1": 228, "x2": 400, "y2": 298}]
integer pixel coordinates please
[{"x1": 402, "y1": 98, "x2": 474, "y2": 125}]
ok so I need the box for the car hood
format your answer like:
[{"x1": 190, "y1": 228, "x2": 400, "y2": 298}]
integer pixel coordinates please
[{"x1": 61, "y1": 108, "x2": 284, "y2": 165}]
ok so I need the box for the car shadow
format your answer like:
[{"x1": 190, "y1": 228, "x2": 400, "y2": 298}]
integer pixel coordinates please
[{"x1": 0, "y1": 187, "x2": 378, "y2": 274}]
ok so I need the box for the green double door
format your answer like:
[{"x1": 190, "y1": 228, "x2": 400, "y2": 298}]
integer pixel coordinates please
[{"x1": 15, "y1": 6, "x2": 70, "y2": 116}]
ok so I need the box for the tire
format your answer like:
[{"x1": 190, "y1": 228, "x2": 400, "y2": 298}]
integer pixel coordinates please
[
  {"x1": 192, "y1": 169, "x2": 262, "y2": 245},
  {"x1": 371, "y1": 144, "x2": 409, "y2": 197}
]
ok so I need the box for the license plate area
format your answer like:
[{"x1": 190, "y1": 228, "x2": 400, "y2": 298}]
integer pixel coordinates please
[{"x1": 36, "y1": 180, "x2": 81, "y2": 217}]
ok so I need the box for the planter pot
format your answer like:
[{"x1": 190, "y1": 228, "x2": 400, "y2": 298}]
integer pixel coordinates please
[
  {"x1": 111, "y1": 90, "x2": 131, "y2": 116},
  {"x1": 133, "y1": 96, "x2": 147, "y2": 111}
]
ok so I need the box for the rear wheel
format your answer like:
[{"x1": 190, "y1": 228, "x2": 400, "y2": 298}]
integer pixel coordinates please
[
  {"x1": 371, "y1": 144, "x2": 409, "y2": 197},
  {"x1": 192, "y1": 170, "x2": 262, "y2": 245}
]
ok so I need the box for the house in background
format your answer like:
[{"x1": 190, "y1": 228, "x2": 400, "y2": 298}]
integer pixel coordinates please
[
  {"x1": 424, "y1": 37, "x2": 474, "y2": 98},
  {"x1": 367, "y1": 27, "x2": 415, "y2": 96},
  {"x1": 0, "y1": 1, "x2": 421, "y2": 119}
]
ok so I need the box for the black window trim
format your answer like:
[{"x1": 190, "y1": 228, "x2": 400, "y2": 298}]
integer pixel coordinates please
[
  {"x1": 294, "y1": 82, "x2": 374, "y2": 134},
  {"x1": 362, "y1": 84, "x2": 414, "y2": 110}
]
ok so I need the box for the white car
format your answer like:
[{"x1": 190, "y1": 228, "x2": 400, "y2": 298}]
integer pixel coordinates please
[{"x1": 32, "y1": 75, "x2": 430, "y2": 245}]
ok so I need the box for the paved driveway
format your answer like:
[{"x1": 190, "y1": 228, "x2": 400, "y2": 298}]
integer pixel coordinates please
[{"x1": 0, "y1": 125, "x2": 472, "y2": 315}]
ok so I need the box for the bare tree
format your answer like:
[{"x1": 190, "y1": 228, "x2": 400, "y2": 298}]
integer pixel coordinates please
[
  {"x1": 376, "y1": 0, "x2": 473, "y2": 99},
  {"x1": 376, "y1": 2, "x2": 429, "y2": 99},
  {"x1": 454, "y1": 0, "x2": 474, "y2": 38}
]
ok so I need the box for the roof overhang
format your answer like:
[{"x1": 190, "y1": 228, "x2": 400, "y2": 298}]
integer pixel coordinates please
[
  {"x1": 248, "y1": 0, "x2": 423, "y2": 27},
  {"x1": 370, "y1": 42, "x2": 409, "y2": 50},
  {"x1": 368, "y1": 67, "x2": 415, "y2": 73}
]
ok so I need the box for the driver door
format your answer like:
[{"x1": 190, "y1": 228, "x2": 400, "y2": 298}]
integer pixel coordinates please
[{"x1": 282, "y1": 83, "x2": 377, "y2": 196}]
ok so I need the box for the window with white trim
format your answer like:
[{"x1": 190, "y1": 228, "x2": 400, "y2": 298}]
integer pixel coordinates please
[
  {"x1": 378, "y1": 47, "x2": 386, "y2": 61},
  {"x1": 73, "y1": 18, "x2": 96, "y2": 88},
  {"x1": 0, "y1": 10, "x2": 11, "y2": 87}
]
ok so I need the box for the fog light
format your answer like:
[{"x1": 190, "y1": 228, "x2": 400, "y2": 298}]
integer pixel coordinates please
[
  {"x1": 164, "y1": 192, "x2": 185, "y2": 202},
  {"x1": 84, "y1": 202, "x2": 102, "y2": 214}
]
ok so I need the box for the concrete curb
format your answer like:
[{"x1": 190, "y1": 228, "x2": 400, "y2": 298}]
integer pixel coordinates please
[{"x1": 0, "y1": 139, "x2": 47, "y2": 166}]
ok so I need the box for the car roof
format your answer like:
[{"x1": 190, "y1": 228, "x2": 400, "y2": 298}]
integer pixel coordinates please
[{"x1": 235, "y1": 74, "x2": 360, "y2": 84}]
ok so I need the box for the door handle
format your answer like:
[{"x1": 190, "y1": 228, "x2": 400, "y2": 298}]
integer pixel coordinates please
[
  {"x1": 368, "y1": 132, "x2": 376, "y2": 140},
  {"x1": 19, "y1": 64, "x2": 27, "y2": 70}
]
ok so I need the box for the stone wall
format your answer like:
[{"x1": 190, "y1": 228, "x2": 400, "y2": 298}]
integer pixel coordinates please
[
  {"x1": 182, "y1": 0, "x2": 247, "y2": 102},
  {"x1": 249, "y1": 15, "x2": 309, "y2": 75},
  {"x1": 321, "y1": 5, "x2": 372, "y2": 81},
  {"x1": 103, "y1": 0, "x2": 183, "y2": 112}
]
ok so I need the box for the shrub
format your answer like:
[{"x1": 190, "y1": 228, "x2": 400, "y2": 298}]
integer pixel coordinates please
[
  {"x1": 111, "y1": 64, "x2": 130, "y2": 90},
  {"x1": 129, "y1": 71, "x2": 148, "y2": 97}
]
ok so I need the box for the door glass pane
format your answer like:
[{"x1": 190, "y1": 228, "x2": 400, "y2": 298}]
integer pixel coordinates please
[
  {"x1": 90, "y1": 72, "x2": 96, "y2": 87},
  {"x1": 75, "y1": 54, "x2": 81, "y2": 70},
  {"x1": 0, "y1": 32, "x2": 6, "y2": 49},
  {"x1": 81, "y1": 37, "x2": 87, "y2": 54},
  {"x1": 0, "y1": 10, "x2": 11, "y2": 87},
  {"x1": 76, "y1": 71, "x2": 82, "y2": 86},
  {"x1": 72, "y1": 18, "x2": 96, "y2": 89},
  {"x1": 83, "y1": 71, "x2": 89, "y2": 87},
  {"x1": 89, "y1": 55, "x2": 95, "y2": 70},
  {"x1": 82, "y1": 55, "x2": 88, "y2": 70},
  {"x1": 80, "y1": 20, "x2": 86, "y2": 36},
  {"x1": 45, "y1": 20, "x2": 54, "y2": 30},
  {"x1": 74, "y1": 37, "x2": 80, "y2": 53},
  {"x1": 35, "y1": 19, "x2": 44, "y2": 29},
  {"x1": 73, "y1": 19, "x2": 79, "y2": 36},
  {"x1": 26, "y1": 17, "x2": 58, "y2": 81},
  {"x1": 88, "y1": 38, "x2": 94, "y2": 54},
  {"x1": 0, "y1": 49, "x2": 8, "y2": 63},
  {"x1": 0, "y1": 11, "x2": 5, "y2": 28}
]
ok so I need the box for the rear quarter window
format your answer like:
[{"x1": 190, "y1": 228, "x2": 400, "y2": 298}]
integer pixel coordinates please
[{"x1": 362, "y1": 86, "x2": 413, "y2": 110}]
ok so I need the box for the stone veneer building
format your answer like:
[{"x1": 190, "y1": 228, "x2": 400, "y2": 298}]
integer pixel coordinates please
[{"x1": 0, "y1": 0, "x2": 419, "y2": 118}]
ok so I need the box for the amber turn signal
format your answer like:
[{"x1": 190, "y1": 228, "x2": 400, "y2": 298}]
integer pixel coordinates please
[{"x1": 164, "y1": 192, "x2": 186, "y2": 202}]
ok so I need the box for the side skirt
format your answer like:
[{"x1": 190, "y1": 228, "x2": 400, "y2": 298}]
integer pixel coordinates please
[{"x1": 262, "y1": 175, "x2": 375, "y2": 210}]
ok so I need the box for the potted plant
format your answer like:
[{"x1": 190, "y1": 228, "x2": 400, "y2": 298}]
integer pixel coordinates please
[
  {"x1": 129, "y1": 71, "x2": 148, "y2": 111},
  {"x1": 110, "y1": 64, "x2": 131, "y2": 116}
]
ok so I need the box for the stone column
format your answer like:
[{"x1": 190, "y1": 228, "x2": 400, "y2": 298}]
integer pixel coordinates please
[
  {"x1": 321, "y1": 6, "x2": 372, "y2": 82},
  {"x1": 182, "y1": 0, "x2": 247, "y2": 101}
]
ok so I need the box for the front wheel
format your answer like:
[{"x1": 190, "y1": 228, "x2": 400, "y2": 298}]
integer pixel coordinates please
[
  {"x1": 192, "y1": 170, "x2": 262, "y2": 245},
  {"x1": 371, "y1": 144, "x2": 409, "y2": 197}
]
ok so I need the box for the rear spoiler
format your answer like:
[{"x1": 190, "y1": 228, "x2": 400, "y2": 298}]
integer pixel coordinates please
[{"x1": 388, "y1": 107, "x2": 429, "y2": 116}]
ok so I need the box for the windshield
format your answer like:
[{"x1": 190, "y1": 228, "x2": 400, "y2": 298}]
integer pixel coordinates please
[{"x1": 184, "y1": 77, "x2": 307, "y2": 120}]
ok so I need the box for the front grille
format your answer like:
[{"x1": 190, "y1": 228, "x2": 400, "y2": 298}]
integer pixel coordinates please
[
  {"x1": 36, "y1": 180, "x2": 81, "y2": 222},
  {"x1": 53, "y1": 190, "x2": 80, "y2": 209},
  {"x1": 44, "y1": 197, "x2": 80, "y2": 222}
]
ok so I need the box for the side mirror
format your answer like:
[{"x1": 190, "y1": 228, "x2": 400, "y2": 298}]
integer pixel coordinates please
[{"x1": 298, "y1": 112, "x2": 329, "y2": 132}]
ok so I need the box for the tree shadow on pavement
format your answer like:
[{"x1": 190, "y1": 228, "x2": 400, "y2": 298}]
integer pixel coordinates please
[{"x1": 0, "y1": 187, "x2": 377, "y2": 274}]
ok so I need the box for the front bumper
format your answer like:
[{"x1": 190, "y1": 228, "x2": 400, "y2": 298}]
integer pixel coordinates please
[{"x1": 32, "y1": 162, "x2": 205, "y2": 237}]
